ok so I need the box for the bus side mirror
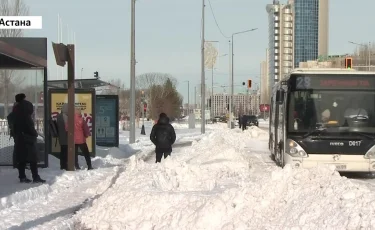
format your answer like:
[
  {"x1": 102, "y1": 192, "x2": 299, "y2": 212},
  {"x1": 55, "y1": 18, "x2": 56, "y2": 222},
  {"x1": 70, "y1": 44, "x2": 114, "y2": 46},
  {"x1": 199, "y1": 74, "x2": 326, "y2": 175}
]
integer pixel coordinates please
[{"x1": 276, "y1": 89, "x2": 284, "y2": 104}]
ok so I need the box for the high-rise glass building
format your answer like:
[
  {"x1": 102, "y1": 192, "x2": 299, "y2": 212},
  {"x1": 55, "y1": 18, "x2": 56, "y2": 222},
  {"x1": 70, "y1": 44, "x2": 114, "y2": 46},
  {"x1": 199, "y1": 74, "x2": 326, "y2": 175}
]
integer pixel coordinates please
[
  {"x1": 266, "y1": 0, "x2": 293, "y2": 92},
  {"x1": 293, "y1": 0, "x2": 329, "y2": 67}
]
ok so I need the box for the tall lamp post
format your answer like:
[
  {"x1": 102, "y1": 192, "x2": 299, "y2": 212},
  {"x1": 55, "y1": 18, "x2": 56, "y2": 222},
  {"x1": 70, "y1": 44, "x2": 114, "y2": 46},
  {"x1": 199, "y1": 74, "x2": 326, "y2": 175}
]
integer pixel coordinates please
[
  {"x1": 129, "y1": 0, "x2": 136, "y2": 143},
  {"x1": 200, "y1": 0, "x2": 206, "y2": 134},
  {"x1": 184, "y1": 80, "x2": 190, "y2": 114},
  {"x1": 349, "y1": 41, "x2": 371, "y2": 71},
  {"x1": 229, "y1": 28, "x2": 258, "y2": 128}
]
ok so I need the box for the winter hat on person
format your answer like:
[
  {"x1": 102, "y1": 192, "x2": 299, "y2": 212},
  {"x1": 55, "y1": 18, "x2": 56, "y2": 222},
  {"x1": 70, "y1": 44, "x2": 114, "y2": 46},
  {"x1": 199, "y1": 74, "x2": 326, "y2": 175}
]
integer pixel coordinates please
[
  {"x1": 15, "y1": 93, "x2": 26, "y2": 102},
  {"x1": 159, "y1": 113, "x2": 167, "y2": 118}
]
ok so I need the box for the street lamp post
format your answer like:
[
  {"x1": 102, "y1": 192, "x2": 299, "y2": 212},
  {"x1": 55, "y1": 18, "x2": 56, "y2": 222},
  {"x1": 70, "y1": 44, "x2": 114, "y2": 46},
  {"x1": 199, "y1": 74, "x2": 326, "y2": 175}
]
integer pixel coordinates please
[
  {"x1": 229, "y1": 28, "x2": 258, "y2": 128},
  {"x1": 129, "y1": 0, "x2": 136, "y2": 143},
  {"x1": 200, "y1": 0, "x2": 206, "y2": 134},
  {"x1": 349, "y1": 41, "x2": 371, "y2": 71}
]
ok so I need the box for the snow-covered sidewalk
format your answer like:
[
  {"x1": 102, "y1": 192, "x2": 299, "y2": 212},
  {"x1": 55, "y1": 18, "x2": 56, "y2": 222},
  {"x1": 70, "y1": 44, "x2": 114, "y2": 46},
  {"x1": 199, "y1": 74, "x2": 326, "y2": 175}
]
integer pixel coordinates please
[{"x1": 0, "y1": 123, "x2": 212, "y2": 230}]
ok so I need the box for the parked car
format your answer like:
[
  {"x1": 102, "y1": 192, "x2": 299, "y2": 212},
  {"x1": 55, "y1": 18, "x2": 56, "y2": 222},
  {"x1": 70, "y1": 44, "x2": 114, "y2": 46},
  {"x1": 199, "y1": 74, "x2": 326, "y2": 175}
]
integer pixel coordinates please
[{"x1": 245, "y1": 115, "x2": 259, "y2": 127}]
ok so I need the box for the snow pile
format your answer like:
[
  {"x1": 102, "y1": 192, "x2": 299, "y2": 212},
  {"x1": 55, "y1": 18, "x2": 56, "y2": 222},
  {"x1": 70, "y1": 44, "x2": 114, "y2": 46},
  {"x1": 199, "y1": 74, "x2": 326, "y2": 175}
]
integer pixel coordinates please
[
  {"x1": 73, "y1": 129, "x2": 252, "y2": 229},
  {"x1": 74, "y1": 127, "x2": 375, "y2": 230},
  {"x1": 171, "y1": 122, "x2": 189, "y2": 129},
  {"x1": 243, "y1": 126, "x2": 269, "y2": 140}
]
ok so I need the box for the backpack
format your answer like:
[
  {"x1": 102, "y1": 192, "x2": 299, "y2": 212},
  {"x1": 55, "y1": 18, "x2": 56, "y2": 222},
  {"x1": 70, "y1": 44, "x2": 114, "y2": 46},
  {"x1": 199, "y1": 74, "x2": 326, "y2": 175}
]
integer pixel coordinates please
[
  {"x1": 155, "y1": 127, "x2": 171, "y2": 147},
  {"x1": 49, "y1": 119, "x2": 59, "y2": 147},
  {"x1": 7, "y1": 112, "x2": 15, "y2": 139}
]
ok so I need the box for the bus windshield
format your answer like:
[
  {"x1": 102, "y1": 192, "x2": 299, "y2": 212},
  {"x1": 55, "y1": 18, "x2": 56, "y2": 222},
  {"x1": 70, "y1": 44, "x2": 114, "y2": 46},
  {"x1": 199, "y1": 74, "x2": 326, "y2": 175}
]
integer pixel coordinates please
[
  {"x1": 287, "y1": 74, "x2": 375, "y2": 134},
  {"x1": 288, "y1": 90, "x2": 375, "y2": 133}
]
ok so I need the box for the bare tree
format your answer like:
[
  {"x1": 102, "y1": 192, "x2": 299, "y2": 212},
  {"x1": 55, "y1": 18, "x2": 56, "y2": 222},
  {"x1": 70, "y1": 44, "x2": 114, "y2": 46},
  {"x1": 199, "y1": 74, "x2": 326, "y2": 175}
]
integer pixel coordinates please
[
  {"x1": 0, "y1": 0, "x2": 29, "y2": 117},
  {"x1": 352, "y1": 43, "x2": 375, "y2": 71},
  {"x1": 0, "y1": 0, "x2": 29, "y2": 37},
  {"x1": 136, "y1": 72, "x2": 180, "y2": 119},
  {"x1": 136, "y1": 72, "x2": 177, "y2": 90}
]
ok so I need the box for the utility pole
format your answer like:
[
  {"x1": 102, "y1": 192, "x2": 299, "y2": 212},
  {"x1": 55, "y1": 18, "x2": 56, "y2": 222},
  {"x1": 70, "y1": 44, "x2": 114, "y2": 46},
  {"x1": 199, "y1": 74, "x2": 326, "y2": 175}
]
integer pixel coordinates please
[
  {"x1": 229, "y1": 36, "x2": 234, "y2": 129},
  {"x1": 228, "y1": 40, "x2": 231, "y2": 128},
  {"x1": 200, "y1": 0, "x2": 205, "y2": 134},
  {"x1": 211, "y1": 57, "x2": 214, "y2": 119},
  {"x1": 369, "y1": 41, "x2": 371, "y2": 71},
  {"x1": 229, "y1": 28, "x2": 258, "y2": 128},
  {"x1": 129, "y1": 0, "x2": 136, "y2": 143},
  {"x1": 52, "y1": 42, "x2": 75, "y2": 171},
  {"x1": 187, "y1": 80, "x2": 190, "y2": 114}
]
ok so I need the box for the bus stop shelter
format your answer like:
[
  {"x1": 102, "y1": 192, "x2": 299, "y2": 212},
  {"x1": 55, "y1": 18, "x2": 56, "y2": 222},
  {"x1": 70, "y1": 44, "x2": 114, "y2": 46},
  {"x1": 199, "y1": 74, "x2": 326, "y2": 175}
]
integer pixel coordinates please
[{"x1": 0, "y1": 37, "x2": 48, "y2": 167}]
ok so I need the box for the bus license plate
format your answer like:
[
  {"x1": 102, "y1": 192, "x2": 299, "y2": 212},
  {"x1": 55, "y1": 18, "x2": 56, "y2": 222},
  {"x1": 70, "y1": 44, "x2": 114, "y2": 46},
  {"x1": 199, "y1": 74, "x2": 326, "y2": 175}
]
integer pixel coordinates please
[{"x1": 335, "y1": 164, "x2": 347, "y2": 170}]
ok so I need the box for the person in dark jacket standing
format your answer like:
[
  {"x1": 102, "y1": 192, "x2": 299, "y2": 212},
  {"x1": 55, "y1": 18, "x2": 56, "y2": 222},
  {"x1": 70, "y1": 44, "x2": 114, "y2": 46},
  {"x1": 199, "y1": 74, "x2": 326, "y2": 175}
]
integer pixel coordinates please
[
  {"x1": 56, "y1": 103, "x2": 68, "y2": 170},
  {"x1": 9, "y1": 93, "x2": 26, "y2": 169},
  {"x1": 13, "y1": 98, "x2": 45, "y2": 183},
  {"x1": 150, "y1": 113, "x2": 176, "y2": 163}
]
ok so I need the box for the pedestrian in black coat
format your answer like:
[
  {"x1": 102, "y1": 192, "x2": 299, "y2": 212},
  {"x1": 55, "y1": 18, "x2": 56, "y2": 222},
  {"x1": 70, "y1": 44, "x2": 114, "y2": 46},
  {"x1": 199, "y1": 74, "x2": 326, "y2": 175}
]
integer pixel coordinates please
[
  {"x1": 241, "y1": 115, "x2": 247, "y2": 131},
  {"x1": 9, "y1": 93, "x2": 26, "y2": 168},
  {"x1": 150, "y1": 113, "x2": 176, "y2": 163},
  {"x1": 13, "y1": 98, "x2": 45, "y2": 183}
]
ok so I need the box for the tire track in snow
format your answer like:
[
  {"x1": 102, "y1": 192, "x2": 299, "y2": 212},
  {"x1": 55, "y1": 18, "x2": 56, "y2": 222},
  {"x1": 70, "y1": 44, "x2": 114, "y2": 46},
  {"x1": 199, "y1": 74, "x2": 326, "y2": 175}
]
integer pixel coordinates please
[
  {"x1": 29, "y1": 142, "x2": 193, "y2": 229},
  {"x1": 3, "y1": 166, "x2": 125, "y2": 230}
]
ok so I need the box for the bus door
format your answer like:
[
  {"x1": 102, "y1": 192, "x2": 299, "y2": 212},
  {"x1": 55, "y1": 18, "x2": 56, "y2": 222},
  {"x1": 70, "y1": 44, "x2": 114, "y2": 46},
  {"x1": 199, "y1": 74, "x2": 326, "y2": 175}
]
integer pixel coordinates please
[{"x1": 275, "y1": 89, "x2": 285, "y2": 154}]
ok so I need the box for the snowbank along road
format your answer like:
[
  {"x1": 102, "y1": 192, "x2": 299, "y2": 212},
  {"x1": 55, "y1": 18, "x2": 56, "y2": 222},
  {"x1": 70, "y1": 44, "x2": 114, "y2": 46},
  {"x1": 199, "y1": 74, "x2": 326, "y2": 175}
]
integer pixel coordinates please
[
  {"x1": 4, "y1": 124, "x2": 375, "y2": 229},
  {"x1": 70, "y1": 126, "x2": 375, "y2": 230}
]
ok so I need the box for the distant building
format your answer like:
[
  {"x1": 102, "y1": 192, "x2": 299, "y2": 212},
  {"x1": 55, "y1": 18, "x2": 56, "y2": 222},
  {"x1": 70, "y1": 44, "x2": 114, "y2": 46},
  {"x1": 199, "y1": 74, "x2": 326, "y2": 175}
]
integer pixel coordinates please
[
  {"x1": 266, "y1": 0, "x2": 330, "y2": 86},
  {"x1": 210, "y1": 93, "x2": 260, "y2": 117},
  {"x1": 260, "y1": 49, "x2": 270, "y2": 105},
  {"x1": 293, "y1": 0, "x2": 329, "y2": 67},
  {"x1": 266, "y1": 1, "x2": 294, "y2": 86}
]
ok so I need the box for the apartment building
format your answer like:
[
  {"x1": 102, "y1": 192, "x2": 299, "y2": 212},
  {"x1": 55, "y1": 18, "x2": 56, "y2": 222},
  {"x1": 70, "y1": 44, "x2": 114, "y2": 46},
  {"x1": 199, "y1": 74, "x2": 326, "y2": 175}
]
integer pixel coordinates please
[
  {"x1": 266, "y1": 0, "x2": 294, "y2": 93},
  {"x1": 210, "y1": 93, "x2": 260, "y2": 117}
]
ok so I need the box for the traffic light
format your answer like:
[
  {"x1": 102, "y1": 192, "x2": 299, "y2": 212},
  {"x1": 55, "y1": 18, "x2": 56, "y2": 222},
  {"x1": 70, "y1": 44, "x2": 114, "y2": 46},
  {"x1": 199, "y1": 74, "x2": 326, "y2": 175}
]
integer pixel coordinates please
[
  {"x1": 247, "y1": 80, "x2": 252, "y2": 88},
  {"x1": 208, "y1": 98, "x2": 211, "y2": 108},
  {"x1": 345, "y1": 57, "x2": 353, "y2": 69},
  {"x1": 94, "y1": 71, "x2": 99, "y2": 78},
  {"x1": 242, "y1": 82, "x2": 245, "y2": 86},
  {"x1": 144, "y1": 103, "x2": 147, "y2": 112}
]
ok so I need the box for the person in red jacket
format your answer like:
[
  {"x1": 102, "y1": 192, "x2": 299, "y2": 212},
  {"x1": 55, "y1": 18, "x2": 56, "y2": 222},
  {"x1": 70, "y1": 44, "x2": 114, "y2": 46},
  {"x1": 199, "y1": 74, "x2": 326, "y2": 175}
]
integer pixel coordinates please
[{"x1": 66, "y1": 108, "x2": 93, "y2": 170}]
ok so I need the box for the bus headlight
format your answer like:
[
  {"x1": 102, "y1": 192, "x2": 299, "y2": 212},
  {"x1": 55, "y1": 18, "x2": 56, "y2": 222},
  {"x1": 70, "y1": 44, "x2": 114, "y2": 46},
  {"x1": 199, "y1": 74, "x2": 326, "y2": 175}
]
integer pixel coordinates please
[
  {"x1": 364, "y1": 145, "x2": 375, "y2": 159},
  {"x1": 286, "y1": 139, "x2": 307, "y2": 157}
]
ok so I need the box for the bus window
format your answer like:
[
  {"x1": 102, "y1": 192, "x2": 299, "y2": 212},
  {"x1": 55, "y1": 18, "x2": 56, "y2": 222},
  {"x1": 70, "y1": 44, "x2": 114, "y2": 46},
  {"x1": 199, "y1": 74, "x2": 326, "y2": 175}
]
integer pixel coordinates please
[{"x1": 287, "y1": 90, "x2": 375, "y2": 133}]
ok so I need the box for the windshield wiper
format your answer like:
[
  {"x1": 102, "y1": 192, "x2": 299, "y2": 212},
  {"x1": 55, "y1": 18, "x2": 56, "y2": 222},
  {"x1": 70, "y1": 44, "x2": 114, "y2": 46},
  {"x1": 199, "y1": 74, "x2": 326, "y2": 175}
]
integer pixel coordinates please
[
  {"x1": 302, "y1": 127, "x2": 327, "y2": 139},
  {"x1": 342, "y1": 131, "x2": 375, "y2": 140}
]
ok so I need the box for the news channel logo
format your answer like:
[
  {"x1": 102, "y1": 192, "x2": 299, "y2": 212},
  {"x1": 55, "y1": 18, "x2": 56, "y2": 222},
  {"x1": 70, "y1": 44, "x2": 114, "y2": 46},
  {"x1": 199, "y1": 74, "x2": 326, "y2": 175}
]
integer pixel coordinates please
[{"x1": 0, "y1": 16, "x2": 42, "y2": 29}]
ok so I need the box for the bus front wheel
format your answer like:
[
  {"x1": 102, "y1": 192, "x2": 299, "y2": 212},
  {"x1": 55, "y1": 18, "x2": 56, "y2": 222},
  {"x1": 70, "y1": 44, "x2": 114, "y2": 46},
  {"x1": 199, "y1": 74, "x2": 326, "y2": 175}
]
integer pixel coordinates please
[{"x1": 277, "y1": 148, "x2": 285, "y2": 168}]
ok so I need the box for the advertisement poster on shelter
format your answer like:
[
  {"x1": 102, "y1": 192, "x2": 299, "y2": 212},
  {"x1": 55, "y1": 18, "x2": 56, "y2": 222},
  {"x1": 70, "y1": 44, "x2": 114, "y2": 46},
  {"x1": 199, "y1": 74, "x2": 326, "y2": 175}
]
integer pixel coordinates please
[
  {"x1": 96, "y1": 95, "x2": 119, "y2": 147},
  {"x1": 50, "y1": 90, "x2": 95, "y2": 156}
]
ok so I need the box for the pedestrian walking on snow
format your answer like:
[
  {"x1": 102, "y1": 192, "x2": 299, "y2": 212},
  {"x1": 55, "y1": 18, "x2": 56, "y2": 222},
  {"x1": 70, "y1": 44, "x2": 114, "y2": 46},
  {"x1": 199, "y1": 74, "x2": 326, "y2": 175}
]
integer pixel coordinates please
[{"x1": 150, "y1": 113, "x2": 176, "y2": 163}]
